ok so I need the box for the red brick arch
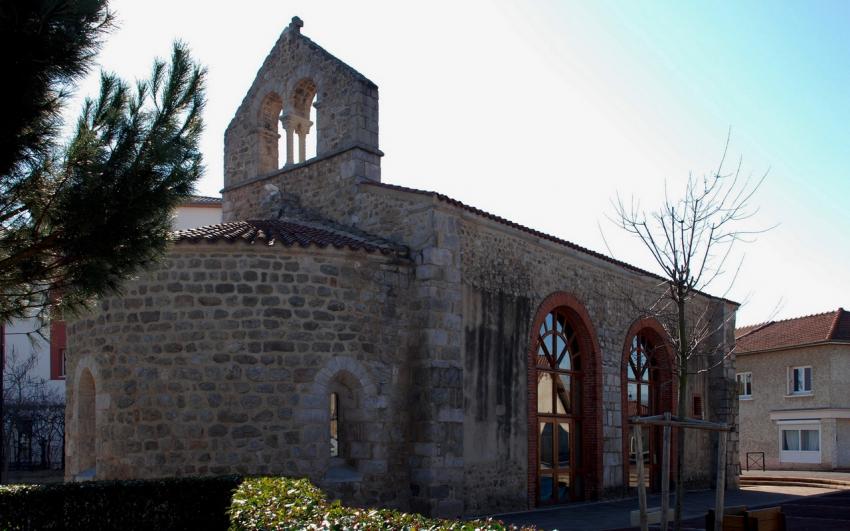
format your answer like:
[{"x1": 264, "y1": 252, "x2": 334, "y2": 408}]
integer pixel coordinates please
[
  {"x1": 620, "y1": 317, "x2": 677, "y2": 490},
  {"x1": 527, "y1": 292, "x2": 603, "y2": 506}
]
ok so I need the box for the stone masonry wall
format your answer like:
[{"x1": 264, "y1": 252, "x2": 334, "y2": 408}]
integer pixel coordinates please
[
  {"x1": 221, "y1": 159, "x2": 738, "y2": 515},
  {"x1": 222, "y1": 147, "x2": 381, "y2": 223},
  {"x1": 227, "y1": 171, "x2": 467, "y2": 517},
  {"x1": 458, "y1": 213, "x2": 738, "y2": 513},
  {"x1": 66, "y1": 244, "x2": 414, "y2": 509}
]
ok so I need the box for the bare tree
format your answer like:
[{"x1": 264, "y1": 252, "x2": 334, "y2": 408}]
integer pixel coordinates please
[
  {"x1": 2, "y1": 345, "x2": 64, "y2": 482},
  {"x1": 611, "y1": 138, "x2": 768, "y2": 529}
]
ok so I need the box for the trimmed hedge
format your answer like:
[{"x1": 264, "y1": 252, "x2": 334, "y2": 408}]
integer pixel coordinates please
[
  {"x1": 1, "y1": 475, "x2": 536, "y2": 530},
  {"x1": 0, "y1": 475, "x2": 242, "y2": 530},
  {"x1": 228, "y1": 477, "x2": 535, "y2": 530}
]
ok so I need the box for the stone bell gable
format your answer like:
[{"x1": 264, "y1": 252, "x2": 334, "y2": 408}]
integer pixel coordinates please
[{"x1": 224, "y1": 16, "x2": 381, "y2": 192}]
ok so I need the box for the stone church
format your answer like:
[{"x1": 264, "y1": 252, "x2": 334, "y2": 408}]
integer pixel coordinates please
[{"x1": 65, "y1": 17, "x2": 739, "y2": 517}]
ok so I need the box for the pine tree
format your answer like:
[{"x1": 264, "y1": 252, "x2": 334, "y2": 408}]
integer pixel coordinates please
[{"x1": 0, "y1": 0, "x2": 207, "y2": 322}]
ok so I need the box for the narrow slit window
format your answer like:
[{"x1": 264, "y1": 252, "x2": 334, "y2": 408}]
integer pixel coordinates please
[
  {"x1": 330, "y1": 392, "x2": 339, "y2": 457},
  {"x1": 692, "y1": 395, "x2": 703, "y2": 419}
]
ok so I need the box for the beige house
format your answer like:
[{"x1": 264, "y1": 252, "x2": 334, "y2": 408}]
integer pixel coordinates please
[
  {"x1": 173, "y1": 195, "x2": 222, "y2": 231},
  {"x1": 736, "y1": 308, "x2": 850, "y2": 471}
]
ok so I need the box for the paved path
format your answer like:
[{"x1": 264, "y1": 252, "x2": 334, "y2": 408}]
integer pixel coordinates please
[
  {"x1": 493, "y1": 488, "x2": 822, "y2": 530},
  {"x1": 741, "y1": 469, "x2": 850, "y2": 481}
]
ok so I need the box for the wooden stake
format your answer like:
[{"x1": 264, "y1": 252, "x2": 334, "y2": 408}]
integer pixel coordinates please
[
  {"x1": 635, "y1": 423, "x2": 648, "y2": 531},
  {"x1": 714, "y1": 430, "x2": 728, "y2": 531},
  {"x1": 661, "y1": 412, "x2": 671, "y2": 531}
]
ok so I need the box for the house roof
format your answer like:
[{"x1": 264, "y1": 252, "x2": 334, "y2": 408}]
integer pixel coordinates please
[
  {"x1": 364, "y1": 181, "x2": 738, "y2": 306},
  {"x1": 735, "y1": 308, "x2": 850, "y2": 353},
  {"x1": 180, "y1": 195, "x2": 222, "y2": 207},
  {"x1": 171, "y1": 219, "x2": 407, "y2": 256}
]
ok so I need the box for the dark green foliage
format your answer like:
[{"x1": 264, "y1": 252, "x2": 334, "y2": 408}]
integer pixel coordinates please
[
  {"x1": 228, "y1": 477, "x2": 536, "y2": 531},
  {"x1": 1, "y1": 476, "x2": 538, "y2": 530},
  {"x1": 0, "y1": 0, "x2": 113, "y2": 179},
  {"x1": 0, "y1": 475, "x2": 242, "y2": 531},
  {"x1": 0, "y1": 0, "x2": 206, "y2": 323}
]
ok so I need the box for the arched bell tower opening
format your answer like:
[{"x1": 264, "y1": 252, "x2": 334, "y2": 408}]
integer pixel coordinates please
[
  {"x1": 279, "y1": 78, "x2": 318, "y2": 166},
  {"x1": 257, "y1": 92, "x2": 283, "y2": 174},
  {"x1": 222, "y1": 15, "x2": 382, "y2": 216}
]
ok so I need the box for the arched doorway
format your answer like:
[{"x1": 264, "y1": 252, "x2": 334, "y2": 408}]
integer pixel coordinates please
[
  {"x1": 621, "y1": 320, "x2": 675, "y2": 491},
  {"x1": 528, "y1": 293, "x2": 602, "y2": 506},
  {"x1": 77, "y1": 369, "x2": 96, "y2": 474}
]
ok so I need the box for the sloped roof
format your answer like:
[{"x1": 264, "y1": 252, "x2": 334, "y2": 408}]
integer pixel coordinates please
[
  {"x1": 735, "y1": 308, "x2": 850, "y2": 353},
  {"x1": 171, "y1": 219, "x2": 407, "y2": 256},
  {"x1": 365, "y1": 181, "x2": 738, "y2": 305},
  {"x1": 180, "y1": 195, "x2": 222, "y2": 206},
  {"x1": 289, "y1": 22, "x2": 377, "y2": 89}
]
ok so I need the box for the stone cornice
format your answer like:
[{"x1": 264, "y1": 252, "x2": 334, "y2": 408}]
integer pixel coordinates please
[{"x1": 221, "y1": 143, "x2": 384, "y2": 194}]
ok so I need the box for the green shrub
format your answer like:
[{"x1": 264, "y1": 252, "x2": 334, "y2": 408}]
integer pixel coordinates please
[
  {"x1": 0, "y1": 475, "x2": 242, "y2": 531},
  {"x1": 2, "y1": 475, "x2": 536, "y2": 530},
  {"x1": 228, "y1": 477, "x2": 536, "y2": 531},
  {"x1": 0, "y1": 483, "x2": 64, "y2": 530}
]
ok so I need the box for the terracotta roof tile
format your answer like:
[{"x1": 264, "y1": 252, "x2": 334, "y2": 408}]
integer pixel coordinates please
[
  {"x1": 735, "y1": 308, "x2": 850, "y2": 353},
  {"x1": 365, "y1": 181, "x2": 737, "y2": 305},
  {"x1": 171, "y1": 219, "x2": 407, "y2": 256}
]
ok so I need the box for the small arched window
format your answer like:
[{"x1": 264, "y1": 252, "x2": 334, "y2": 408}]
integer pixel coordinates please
[
  {"x1": 329, "y1": 392, "x2": 340, "y2": 457},
  {"x1": 77, "y1": 368, "x2": 97, "y2": 476}
]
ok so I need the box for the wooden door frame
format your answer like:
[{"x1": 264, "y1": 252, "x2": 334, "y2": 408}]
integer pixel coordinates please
[
  {"x1": 620, "y1": 318, "x2": 678, "y2": 492},
  {"x1": 527, "y1": 293, "x2": 604, "y2": 508}
]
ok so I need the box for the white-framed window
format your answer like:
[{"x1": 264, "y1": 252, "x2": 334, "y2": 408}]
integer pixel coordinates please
[
  {"x1": 779, "y1": 421, "x2": 821, "y2": 463},
  {"x1": 788, "y1": 366, "x2": 812, "y2": 395},
  {"x1": 736, "y1": 372, "x2": 752, "y2": 399}
]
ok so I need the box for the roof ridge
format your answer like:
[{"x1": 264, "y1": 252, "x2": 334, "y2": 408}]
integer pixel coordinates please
[
  {"x1": 364, "y1": 181, "x2": 739, "y2": 306},
  {"x1": 170, "y1": 219, "x2": 408, "y2": 257},
  {"x1": 828, "y1": 307, "x2": 846, "y2": 341},
  {"x1": 284, "y1": 18, "x2": 377, "y2": 88},
  {"x1": 736, "y1": 321, "x2": 774, "y2": 340},
  {"x1": 250, "y1": 217, "x2": 403, "y2": 251},
  {"x1": 189, "y1": 194, "x2": 222, "y2": 200},
  {"x1": 170, "y1": 220, "x2": 242, "y2": 239},
  {"x1": 736, "y1": 309, "x2": 840, "y2": 331}
]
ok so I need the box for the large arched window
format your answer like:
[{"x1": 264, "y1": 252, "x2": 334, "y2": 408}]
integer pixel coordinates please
[
  {"x1": 534, "y1": 308, "x2": 584, "y2": 505},
  {"x1": 529, "y1": 293, "x2": 602, "y2": 507},
  {"x1": 626, "y1": 334, "x2": 653, "y2": 417},
  {"x1": 626, "y1": 333, "x2": 656, "y2": 488},
  {"x1": 621, "y1": 321, "x2": 675, "y2": 491}
]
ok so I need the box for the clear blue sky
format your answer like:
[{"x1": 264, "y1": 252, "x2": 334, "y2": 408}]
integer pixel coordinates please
[{"x1": 70, "y1": 0, "x2": 849, "y2": 325}]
